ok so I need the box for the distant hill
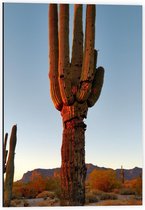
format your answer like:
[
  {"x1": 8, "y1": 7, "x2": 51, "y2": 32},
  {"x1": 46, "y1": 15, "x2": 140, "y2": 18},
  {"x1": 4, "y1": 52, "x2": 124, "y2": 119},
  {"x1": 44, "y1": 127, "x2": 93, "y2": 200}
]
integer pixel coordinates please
[
  {"x1": 20, "y1": 168, "x2": 60, "y2": 183},
  {"x1": 18, "y1": 163, "x2": 142, "y2": 183},
  {"x1": 116, "y1": 166, "x2": 142, "y2": 180}
]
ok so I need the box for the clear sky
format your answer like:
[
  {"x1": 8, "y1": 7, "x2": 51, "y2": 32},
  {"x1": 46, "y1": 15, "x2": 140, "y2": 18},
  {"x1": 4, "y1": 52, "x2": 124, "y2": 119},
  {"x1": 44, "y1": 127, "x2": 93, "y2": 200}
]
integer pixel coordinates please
[{"x1": 4, "y1": 3, "x2": 142, "y2": 181}]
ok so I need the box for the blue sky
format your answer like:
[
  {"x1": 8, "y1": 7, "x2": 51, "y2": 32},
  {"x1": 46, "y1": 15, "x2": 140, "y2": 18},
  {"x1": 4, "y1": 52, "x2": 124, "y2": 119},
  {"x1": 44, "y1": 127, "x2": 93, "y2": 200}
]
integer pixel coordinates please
[{"x1": 4, "y1": 3, "x2": 142, "y2": 181}]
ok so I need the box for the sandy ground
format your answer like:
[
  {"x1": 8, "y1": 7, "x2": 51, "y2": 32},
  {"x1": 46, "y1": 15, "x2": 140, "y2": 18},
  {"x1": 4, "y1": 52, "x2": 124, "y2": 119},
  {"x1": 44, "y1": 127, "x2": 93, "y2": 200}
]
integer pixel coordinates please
[
  {"x1": 25, "y1": 198, "x2": 43, "y2": 206},
  {"x1": 11, "y1": 194, "x2": 142, "y2": 207}
]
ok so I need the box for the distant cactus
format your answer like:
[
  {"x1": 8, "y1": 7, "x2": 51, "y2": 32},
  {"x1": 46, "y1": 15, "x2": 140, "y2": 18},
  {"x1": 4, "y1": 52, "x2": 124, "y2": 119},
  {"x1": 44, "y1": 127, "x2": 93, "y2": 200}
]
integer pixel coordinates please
[
  {"x1": 4, "y1": 125, "x2": 17, "y2": 207},
  {"x1": 49, "y1": 4, "x2": 104, "y2": 206},
  {"x1": 120, "y1": 165, "x2": 125, "y2": 184}
]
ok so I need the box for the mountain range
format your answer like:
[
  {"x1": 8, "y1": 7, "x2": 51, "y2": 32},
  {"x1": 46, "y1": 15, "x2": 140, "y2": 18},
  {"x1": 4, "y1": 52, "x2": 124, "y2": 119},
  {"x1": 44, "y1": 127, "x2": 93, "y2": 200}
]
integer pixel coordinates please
[{"x1": 19, "y1": 163, "x2": 142, "y2": 183}]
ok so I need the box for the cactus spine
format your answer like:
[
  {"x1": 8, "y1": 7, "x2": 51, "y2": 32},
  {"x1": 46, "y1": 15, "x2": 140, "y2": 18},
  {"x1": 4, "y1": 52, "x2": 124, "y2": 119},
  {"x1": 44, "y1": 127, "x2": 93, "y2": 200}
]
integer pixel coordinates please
[
  {"x1": 4, "y1": 125, "x2": 17, "y2": 207},
  {"x1": 49, "y1": 4, "x2": 104, "y2": 206}
]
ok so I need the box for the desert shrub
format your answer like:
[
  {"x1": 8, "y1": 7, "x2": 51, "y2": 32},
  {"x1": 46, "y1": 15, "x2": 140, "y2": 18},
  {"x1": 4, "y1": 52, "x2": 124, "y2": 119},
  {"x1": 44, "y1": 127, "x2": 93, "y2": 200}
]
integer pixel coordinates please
[
  {"x1": 88, "y1": 169, "x2": 119, "y2": 192},
  {"x1": 12, "y1": 182, "x2": 24, "y2": 199},
  {"x1": 54, "y1": 186, "x2": 61, "y2": 199},
  {"x1": 119, "y1": 188, "x2": 136, "y2": 195},
  {"x1": 90, "y1": 189, "x2": 103, "y2": 196},
  {"x1": 12, "y1": 176, "x2": 61, "y2": 200},
  {"x1": 27, "y1": 174, "x2": 48, "y2": 194},
  {"x1": 23, "y1": 200, "x2": 29, "y2": 207},
  {"x1": 112, "y1": 188, "x2": 120, "y2": 194},
  {"x1": 12, "y1": 188, "x2": 23, "y2": 199},
  {"x1": 133, "y1": 176, "x2": 142, "y2": 196},
  {"x1": 10, "y1": 199, "x2": 22, "y2": 207},
  {"x1": 120, "y1": 175, "x2": 142, "y2": 197},
  {"x1": 45, "y1": 177, "x2": 60, "y2": 191},
  {"x1": 37, "y1": 198, "x2": 59, "y2": 206},
  {"x1": 87, "y1": 190, "x2": 117, "y2": 201},
  {"x1": 85, "y1": 192, "x2": 99, "y2": 203},
  {"x1": 45, "y1": 177, "x2": 61, "y2": 199},
  {"x1": 22, "y1": 185, "x2": 37, "y2": 198},
  {"x1": 12, "y1": 181, "x2": 38, "y2": 199},
  {"x1": 99, "y1": 193, "x2": 118, "y2": 200},
  {"x1": 36, "y1": 191, "x2": 55, "y2": 199}
]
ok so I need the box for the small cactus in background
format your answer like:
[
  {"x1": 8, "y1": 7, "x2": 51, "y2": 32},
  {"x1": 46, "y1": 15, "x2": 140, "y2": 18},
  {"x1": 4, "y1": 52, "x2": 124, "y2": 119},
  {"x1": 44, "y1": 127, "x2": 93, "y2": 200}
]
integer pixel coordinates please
[
  {"x1": 120, "y1": 165, "x2": 125, "y2": 184},
  {"x1": 4, "y1": 125, "x2": 17, "y2": 207},
  {"x1": 49, "y1": 4, "x2": 104, "y2": 205}
]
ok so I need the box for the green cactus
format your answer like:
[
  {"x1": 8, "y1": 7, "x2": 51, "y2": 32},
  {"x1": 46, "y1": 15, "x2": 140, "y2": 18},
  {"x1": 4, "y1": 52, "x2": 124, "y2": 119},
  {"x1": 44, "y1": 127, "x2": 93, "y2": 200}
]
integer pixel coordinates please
[
  {"x1": 49, "y1": 4, "x2": 104, "y2": 206},
  {"x1": 4, "y1": 125, "x2": 17, "y2": 207}
]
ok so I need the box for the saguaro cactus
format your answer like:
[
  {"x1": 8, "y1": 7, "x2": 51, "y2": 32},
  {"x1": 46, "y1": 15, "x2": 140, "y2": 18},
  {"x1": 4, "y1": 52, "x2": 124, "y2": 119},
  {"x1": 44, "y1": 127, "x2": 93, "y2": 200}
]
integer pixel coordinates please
[
  {"x1": 49, "y1": 4, "x2": 104, "y2": 206},
  {"x1": 120, "y1": 165, "x2": 125, "y2": 184},
  {"x1": 4, "y1": 133, "x2": 8, "y2": 173},
  {"x1": 4, "y1": 125, "x2": 17, "y2": 207}
]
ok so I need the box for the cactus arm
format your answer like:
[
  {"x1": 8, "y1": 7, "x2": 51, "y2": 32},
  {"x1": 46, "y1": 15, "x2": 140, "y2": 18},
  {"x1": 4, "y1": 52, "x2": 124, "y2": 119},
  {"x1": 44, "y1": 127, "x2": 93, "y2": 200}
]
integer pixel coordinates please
[
  {"x1": 58, "y1": 4, "x2": 74, "y2": 105},
  {"x1": 87, "y1": 66, "x2": 104, "y2": 107},
  {"x1": 49, "y1": 4, "x2": 63, "y2": 111},
  {"x1": 4, "y1": 125, "x2": 17, "y2": 207},
  {"x1": 70, "y1": 5, "x2": 83, "y2": 89},
  {"x1": 81, "y1": 5, "x2": 96, "y2": 81},
  {"x1": 76, "y1": 49, "x2": 97, "y2": 103},
  {"x1": 4, "y1": 133, "x2": 8, "y2": 173},
  {"x1": 76, "y1": 5, "x2": 96, "y2": 102}
]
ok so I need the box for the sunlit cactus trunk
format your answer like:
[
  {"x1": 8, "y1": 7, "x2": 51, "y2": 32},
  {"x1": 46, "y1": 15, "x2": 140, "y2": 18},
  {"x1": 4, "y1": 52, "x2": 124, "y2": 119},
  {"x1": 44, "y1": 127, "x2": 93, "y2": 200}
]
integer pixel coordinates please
[
  {"x1": 61, "y1": 118, "x2": 87, "y2": 205},
  {"x1": 48, "y1": 4, "x2": 104, "y2": 206},
  {"x1": 4, "y1": 125, "x2": 17, "y2": 207}
]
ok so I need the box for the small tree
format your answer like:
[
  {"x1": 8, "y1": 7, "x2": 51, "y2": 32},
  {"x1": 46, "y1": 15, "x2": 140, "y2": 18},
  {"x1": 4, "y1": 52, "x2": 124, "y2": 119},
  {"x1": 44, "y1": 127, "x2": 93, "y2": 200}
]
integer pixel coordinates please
[
  {"x1": 123, "y1": 176, "x2": 142, "y2": 196},
  {"x1": 88, "y1": 169, "x2": 119, "y2": 192}
]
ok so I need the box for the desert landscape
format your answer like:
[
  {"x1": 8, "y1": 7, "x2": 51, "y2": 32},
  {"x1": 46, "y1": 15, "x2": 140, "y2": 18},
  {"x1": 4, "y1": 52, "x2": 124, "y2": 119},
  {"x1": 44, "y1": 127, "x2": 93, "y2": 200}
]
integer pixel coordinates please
[
  {"x1": 10, "y1": 164, "x2": 142, "y2": 207},
  {"x1": 3, "y1": 3, "x2": 142, "y2": 207}
]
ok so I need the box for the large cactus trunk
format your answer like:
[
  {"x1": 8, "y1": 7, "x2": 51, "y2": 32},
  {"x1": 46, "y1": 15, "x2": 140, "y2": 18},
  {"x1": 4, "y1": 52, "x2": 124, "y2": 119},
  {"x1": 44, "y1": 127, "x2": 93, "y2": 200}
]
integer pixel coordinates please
[
  {"x1": 61, "y1": 118, "x2": 86, "y2": 205},
  {"x1": 4, "y1": 125, "x2": 17, "y2": 207},
  {"x1": 48, "y1": 4, "x2": 104, "y2": 206}
]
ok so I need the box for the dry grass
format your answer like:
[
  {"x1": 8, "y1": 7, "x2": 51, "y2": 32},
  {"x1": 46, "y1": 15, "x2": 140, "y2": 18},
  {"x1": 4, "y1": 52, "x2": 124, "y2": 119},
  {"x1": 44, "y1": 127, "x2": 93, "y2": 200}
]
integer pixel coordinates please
[
  {"x1": 95, "y1": 199, "x2": 142, "y2": 206},
  {"x1": 10, "y1": 199, "x2": 30, "y2": 207},
  {"x1": 37, "y1": 198, "x2": 60, "y2": 206},
  {"x1": 99, "y1": 192, "x2": 118, "y2": 200},
  {"x1": 10, "y1": 199, "x2": 22, "y2": 207},
  {"x1": 10, "y1": 196, "x2": 142, "y2": 207},
  {"x1": 23, "y1": 200, "x2": 29, "y2": 207},
  {"x1": 85, "y1": 191, "x2": 99, "y2": 203}
]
